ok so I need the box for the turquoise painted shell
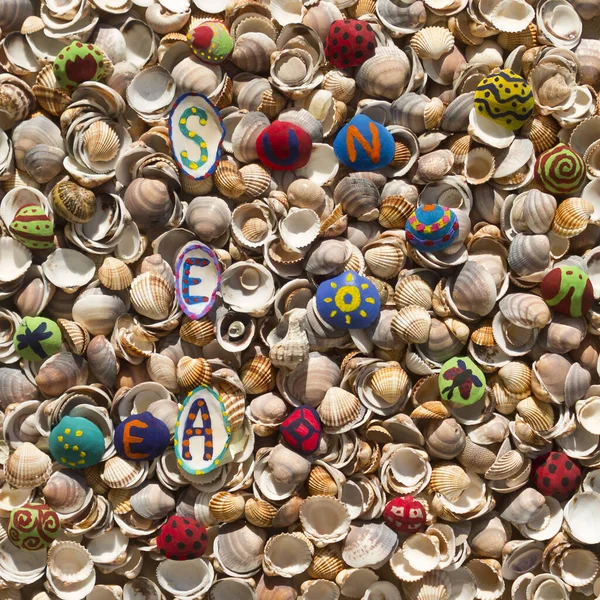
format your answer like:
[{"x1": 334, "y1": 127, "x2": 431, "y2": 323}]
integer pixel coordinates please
[
  {"x1": 405, "y1": 204, "x2": 459, "y2": 253},
  {"x1": 474, "y1": 69, "x2": 534, "y2": 131}
]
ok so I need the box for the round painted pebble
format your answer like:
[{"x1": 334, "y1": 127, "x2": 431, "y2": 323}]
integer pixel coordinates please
[
  {"x1": 383, "y1": 496, "x2": 427, "y2": 534},
  {"x1": 439, "y1": 356, "x2": 486, "y2": 406},
  {"x1": 13, "y1": 316, "x2": 62, "y2": 362},
  {"x1": 540, "y1": 265, "x2": 594, "y2": 318},
  {"x1": 532, "y1": 451, "x2": 581, "y2": 501},
  {"x1": 315, "y1": 270, "x2": 381, "y2": 330},
  {"x1": 114, "y1": 412, "x2": 171, "y2": 462},
  {"x1": 8, "y1": 503, "x2": 61, "y2": 551},
  {"x1": 324, "y1": 19, "x2": 376, "y2": 69},
  {"x1": 9, "y1": 204, "x2": 54, "y2": 250},
  {"x1": 156, "y1": 515, "x2": 209, "y2": 560},
  {"x1": 280, "y1": 406, "x2": 322, "y2": 455},
  {"x1": 405, "y1": 204, "x2": 459, "y2": 253},
  {"x1": 53, "y1": 42, "x2": 107, "y2": 92},
  {"x1": 535, "y1": 143, "x2": 586, "y2": 196},
  {"x1": 256, "y1": 121, "x2": 313, "y2": 171},
  {"x1": 49, "y1": 416, "x2": 105, "y2": 469},
  {"x1": 333, "y1": 114, "x2": 395, "y2": 171},
  {"x1": 188, "y1": 21, "x2": 233, "y2": 64},
  {"x1": 474, "y1": 68, "x2": 534, "y2": 131}
]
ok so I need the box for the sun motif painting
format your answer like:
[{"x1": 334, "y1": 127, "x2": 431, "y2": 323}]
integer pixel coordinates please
[
  {"x1": 168, "y1": 93, "x2": 225, "y2": 180},
  {"x1": 174, "y1": 385, "x2": 232, "y2": 476},
  {"x1": 316, "y1": 270, "x2": 381, "y2": 329}
]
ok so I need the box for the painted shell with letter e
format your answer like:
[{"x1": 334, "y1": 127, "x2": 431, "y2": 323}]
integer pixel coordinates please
[
  {"x1": 174, "y1": 385, "x2": 232, "y2": 476},
  {"x1": 168, "y1": 93, "x2": 225, "y2": 180}
]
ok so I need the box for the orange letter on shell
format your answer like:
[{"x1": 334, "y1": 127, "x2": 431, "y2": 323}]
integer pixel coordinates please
[
  {"x1": 346, "y1": 122, "x2": 381, "y2": 164},
  {"x1": 123, "y1": 419, "x2": 150, "y2": 459}
]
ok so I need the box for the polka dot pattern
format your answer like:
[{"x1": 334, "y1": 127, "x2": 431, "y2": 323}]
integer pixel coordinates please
[
  {"x1": 156, "y1": 516, "x2": 209, "y2": 561},
  {"x1": 325, "y1": 19, "x2": 376, "y2": 69},
  {"x1": 532, "y1": 451, "x2": 581, "y2": 501}
]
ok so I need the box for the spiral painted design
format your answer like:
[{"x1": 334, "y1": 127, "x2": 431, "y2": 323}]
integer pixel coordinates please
[
  {"x1": 12, "y1": 509, "x2": 36, "y2": 532},
  {"x1": 536, "y1": 143, "x2": 586, "y2": 195},
  {"x1": 9, "y1": 504, "x2": 61, "y2": 550}
]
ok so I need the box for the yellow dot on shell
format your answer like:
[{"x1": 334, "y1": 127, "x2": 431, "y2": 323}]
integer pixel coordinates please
[
  {"x1": 366, "y1": 297, "x2": 376, "y2": 304},
  {"x1": 324, "y1": 297, "x2": 332, "y2": 303},
  {"x1": 190, "y1": 162, "x2": 198, "y2": 169},
  {"x1": 215, "y1": 460, "x2": 219, "y2": 465},
  {"x1": 78, "y1": 460, "x2": 85, "y2": 465},
  {"x1": 330, "y1": 282, "x2": 337, "y2": 289},
  {"x1": 345, "y1": 315, "x2": 351, "y2": 325},
  {"x1": 63, "y1": 443, "x2": 69, "y2": 450},
  {"x1": 200, "y1": 119, "x2": 207, "y2": 125},
  {"x1": 330, "y1": 310, "x2": 337, "y2": 318},
  {"x1": 196, "y1": 470, "x2": 201, "y2": 475},
  {"x1": 191, "y1": 107, "x2": 197, "y2": 114},
  {"x1": 80, "y1": 452, "x2": 86, "y2": 457},
  {"x1": 73, "y1": 445, "x2": 78, "y2": 451},
  {"x1": 180, "y1": 118, "x2": 186, "y2": 125},
  {"x1": 61, "y1": 457, "x2": 67, "y2": 463},
  {"x1": 201, "y1": 156, "x2": 207, "y2": 162},
  {"x1": 200, "y1": 142, "x2": 207, "y2": 148},
  {"x1": 57, "y1": 436, "x2": 64, "y2": 442},
  {"x1": 76, "y1": 430, "x2": 82, "y2": 437},
  {"x1": 177, "y1": 459, "x2": 182, "y2": 465},
  {"x1": 65, "y1": 428, "x2": 71, "y2": 435},
  {"x1": 182, "y1": 151, "x2": 188, "y2": 158},
  {"x1": 361, "y1": 283, "x2": 369, "y2": 290},
  {"x1": 175, "y1": 421, "x2": 180, "y2": 426},
  {"x1": 346, "y1": 273, "x2": 353, "y2": 282},
  {"x1": 360, "y1": 310, "x2": 367, "y2": 317},
  {"x1": 174, "y1": 440, "x2": 178, "y2": 446},
  {"x1": 189, "y1": 132, "x2": 196, "y2": 138},
  {"x1": 69, "y1": 462, "x2": 76, "y2": 467}
]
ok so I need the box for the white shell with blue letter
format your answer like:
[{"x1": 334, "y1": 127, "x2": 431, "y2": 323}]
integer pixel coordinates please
[
  {"x1": 174, "y1": 385, "x2": 232, "y2": 476},
  {"x1": 168, "y1": 93, "x2": 225, "y2": 180}
]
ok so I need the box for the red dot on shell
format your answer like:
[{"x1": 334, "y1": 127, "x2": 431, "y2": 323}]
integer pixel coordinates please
[{"x1": 192, "y1": 26, "x2": 214, "y2": 49}]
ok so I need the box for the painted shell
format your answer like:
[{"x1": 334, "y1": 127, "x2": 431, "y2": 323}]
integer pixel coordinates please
[
  {"x1": 474, "y1": 69, "x2": 534, "y2": 131},
  {"x1": 188, "y1": 21, "x2": 233, "y2": 64},
  {"x1": 439, "y1": 356, "x2": 486, "y2": 405},
  {"x1": 168, "y1": 93, "x2": 225, "y2": 180},
  {"x1": 535, "y1": 144, "x2": 586, "y2": 196},
  {"x1": 383, "y1": 496, "x2": 426, "y2": 534},
  {"x1": 405, "y1": 204, "x2": 459, "y2": 252},
  {"x1": 174, "y1": 385, "x2": 232, "y2": 476},
  {"x1": 324, "y1": 19, "x2": 376, "y2": 69},
  {"x1": 541, "y1": 265, "x2": 594, "y2": 317},
  {"x1": 9, "y1": 205, "x2": 54, "y2": 250},
  {"x1": 256, "y1": 122, "x2": 313, "y2": 171},
  {"x1": 53, "y1": 43, "x2": 107, "y2": 92},
  {"x1": 8, "y1": 503, "x2": 61, "y2": 551},
  {"x1": 175, "y1": 241, "x2": 221, "y2": 320}
]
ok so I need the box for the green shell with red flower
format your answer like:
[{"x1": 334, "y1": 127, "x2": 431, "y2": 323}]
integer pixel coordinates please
[{"x1": 53, "y1": 42, "x2": 107, "y2": 92}]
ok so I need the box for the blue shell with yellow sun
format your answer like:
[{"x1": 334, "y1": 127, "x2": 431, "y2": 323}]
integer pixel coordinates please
[{"x1": 316, "y1": 271, "x2": 380, "y2": 330}]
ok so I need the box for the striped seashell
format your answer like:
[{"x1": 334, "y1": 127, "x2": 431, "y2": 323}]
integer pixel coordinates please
[
  {"x1": 402, "y1": 570, "x2": 451, "y2": 600},
  {"x1": 353, "y1": 0, "x2": 376, "y2": 17},
  {"x1": 214, "y1": 380, "x2": 246, "y2": 433},
  {"x1": 257, "y1": 88, "x2": 288, "y2": 119},
  {"x1": 97, "y1": 257, "x2": 133, "y2": 291},
  {"x1": 497, "y1": 361, "x2": 531, "y2": 395},
  {"x1": 429, "y1": 463, "x2": 471, "y2": 502},
  {"x1": 239, "y1": 163, "x2": 272, "y2": 199},
  {"x1": 484, "y1": 450, "x2": 524, "y2": 481},
  {"x1": 390, "y1": 142, "x2": 413, "y2": 168},
  {"x1": 242, "y1": 217, "x2": 269, "y2": 243},
  {"x1": 240, "y1": 354, "x2": 276, "y2": 395},
  {"x1": 365, "y1": 244, "x2": 405, "y2": 279},
  {"x1": 176, "y1": 356, "x2": 212, "y2": 390},
  {"x1": 214, "y1": 159, "x2": 246, "y2": 198},
  {"x1": 130, "y1": 272, "x2": 173, "y2": 321},
  {"x1": 446, "y1": 133, "x2": 472, "y2": 170},
  {"x1": 307, "y1": 544, "x2": 345, "y2": 580},
  {"x1": 101, "y1": 456, "x2": 145, "y2": 489},
  {"x1": 82, "y1": 120, "x2": 121, "y2": 163},
  {"x1": 497, "y1": 24, "x2": 537, "y2": 51},
  {"x1": 245, "y1": 498, "x2": 278, "y2": 528},
  {"x1": 5, "y1": 442, "x2": 52, "y2": 489},
  {"x1": 307, "y1": 465, "x2": 339, "y2": 497},
  {"x1": 410, "y1": 26, "x2": 455, "y2": 60},
  {"x1": 320, "y1": 203, "x2": 348, "y2": 238},
  {"x1": 411, "y1": 401, "x2": 451, "y2": 420},
  {"x1": 82, "y1": 464, "x2": 109, "y2": 495},
  {"x1": 209, "y1": 491, "x2": 246, "y2": 523},
  {"x1": 521, "y1": 115, "x2": 560, "y2": 154},
  {"x1": 552, "y1": 197, "x2": 594, "y2": 238},
  {"x1": 322, "y1": 70, "x2": 356, "y2": 104},
  {"x1": 516, "y1": 397, "x2": 555, "y2": 431},
  {"x1": 379, "y1": 196, "x2": 414, "y2": 229},
  {"x1": 370, "y1": 364, "x2": 410, "y2": 405},
  {"x1": 57, "y1": 318, "x2": 90, "y2": 355},
  {"x1": 180, "y1": 317, "x2": 215, "y2": 346},
  {"x1": 318, "y1": 387, "x2": 361, "y2": 428},
  {"x1": 395, "y1": 274, "x2": 434, "y2": 310},
  {"x1": 50, "y1": 181, "x2": 96, "y2": 224},
  {"x1": 392, "y1": 305, "x2": 432, "y2": 344},
  {"x1": 108, "y1": 488, "x2": 132, "y2": 515}
]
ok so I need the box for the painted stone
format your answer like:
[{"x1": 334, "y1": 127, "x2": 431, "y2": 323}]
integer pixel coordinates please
[
  {"x1": 188, "y1": 21, "x2": 233, "y2": 64},
  {"x1": 532, "y1": 451, "x2": 581, "y2": 501},
  {"x1": 156, "y1": 516, "x2": 209, "y2": 560},
  {"x1": 324, "y1": 19, "x2": 376, "y2": 69},
  {"x1": 255, "y1": 121, "x2": 313, "y2": 171},
  {"x1": 405, "y1": 204, "x2": 459, "y2": 253},
  {"x1": 168, "y1": 93, "x2": 225, "y2": 180},
  {"x1": 8, "y1": 503, "x2": 61, "y2": 551},
  {"x1": 333, "y1": 114, "x2": 395, "y2": 171},
  {"x1": 280, "y1": 406, "x2": 322, "y2": 455},
  {"x1": 174, "y1": 385, "x2": 232, "y2": 476},
  {"x1": 540, "y1": 265, "x2": 594, "y2": 317},
  {"x1": 53, "y1": 42, "x2": 107, "y2": 92},
  {"x1": 114, "y1": 412, "x2": 170, "y2": 462},
  {"x1": 473, "y1": 68, "x2": 534, "y2": 131},
  {"x1": 49, "y1": 416, "x2": 105, "y2": 469},
  {"x1": 175, "y1": 241, "x2": 221, "y2": 320},
  {"x1": 9, "y1": 204, "x2": 54, "y2": 250},
  {"x1": 383, "y1": 496, "x2": 426, "y2": 534},
  {"x1": 439, "y1": 357, "x2": 486, "y2": 406},
  {"x1": 535, "y1": 143, "x2": 586, "y2": 196},
  {"x1": 315, "y1": 270, "x2": 381, "y2": 330},
  {"x1": 13, "y1": 317, "x2": 62, "y2": 362}
]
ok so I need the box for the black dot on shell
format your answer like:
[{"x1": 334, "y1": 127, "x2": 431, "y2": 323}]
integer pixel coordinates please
[
  {"x1": 561, "y1": 477, "x2": 570, "y2": 488},
  {"x1": 185, "y1": 529, "x2": 193, "y2": 537},
  {"x1": 552, "y1": 453, "x2": 561, "y2": 460},
  {"x1": 187, "y1": 554, "x2": 195, "y2": 560},
  {"x1": 355, "y1": 51, "x2": 363, "y2": 59},
  {"x1": 366, "y1": 24, "x2": 373, "y2": 31},
  {"x1": 514, "y1": 84, "x2": 519, "y2": 88},
  {"x1": 494, "y1": 77, "x2": 499, "y2": 81},
  {"x1": 565, "y1": 461, "x2": 573, "y2": 470},
  {"x1": 332, "y1": 52, "x2": 338, "y2": 59},
  {"x1": 333, "y1": 38, "x2": 338, "y2": 46},
  {"x1": 177, "y1": 542, "x2": 186, "y2": 549},
  {"x1": 485, "y1": 92, "x2": 490, "y2": 98},
  {"x1": 334, "y1": 27, "x2": 340, "y2": 33},
  {"x1": 159, "y1": 548, "x2": 166, "y2": 555},
  {"x1": 548, "y1": 463, "x2": 557, "y2": 474},
  {"x1": 341, "y1": 46, "x2": 348, "y2": 53},
  {"x1": 183, "y1": 519, "x2": 190, "y2": 525},
  {"x1": 367, "y1": 42, "x2": 374, "y2": 50},
  {"x1": 201, "y1": 533, "x2": 208, "y2": 541},
  {"x1": 193, "y1": 541, "x2": 201, "y2": 549},
  {"x1": 165, "y1": 535, "x2": 172, "y2": 542},
  {"x1": 356, "y1": 35, "x2": 363, "y2": 44},
  {"x1": 343, "y1": 58, "x2": 350, "y2": 65},
  {"x1": 507, "y1": 119, "x2": 512, "y2": 124},
  {"x1": 512, "y1": 102, "x2": 517, "y2": 107},
  {"x1": 342, "y1": 32, "x2": 350, "y2": 40},
  {"x1": 171, "y1": 520, "x2": 177, "y2": 527},
  {"x1": 543, "y1": 477, "x2": 551, "y2": 487},
  {"x1": 355, "y1": 24, "x2": 362, "y2": 31}
]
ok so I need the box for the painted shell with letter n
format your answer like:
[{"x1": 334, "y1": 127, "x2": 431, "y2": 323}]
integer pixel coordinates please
[
  {"x1": 174, "y1": 385, "x2": 232, "y2": 476},
  {"x1": 168, "y1": 93, "x2": 225, "y2": 180}
]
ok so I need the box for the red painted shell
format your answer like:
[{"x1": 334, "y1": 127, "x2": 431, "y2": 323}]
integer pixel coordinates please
[
  {"x1": 280, "y1": 406, "x2": 322, "y2": 455},
  {"x1": 156, "y1": 516, "x2": 209, "y2": 561},
  {"x1": 531, "y1": 451, "x2": 581, "y2": 501},
  {"x1": 383, "y1": 496, "x2": 426, "y2": 534},
  {"x1": 325, "y1": 19, "x2": 376, "y2": 69}
]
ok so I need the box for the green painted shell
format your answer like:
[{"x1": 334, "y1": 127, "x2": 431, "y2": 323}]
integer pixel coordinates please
[
  {"x1": 53, "y1": 42, "x2": 107, "y2": 92},
  {"x1": 9, "y1": 205, "x2": 54, "y2": 250}
]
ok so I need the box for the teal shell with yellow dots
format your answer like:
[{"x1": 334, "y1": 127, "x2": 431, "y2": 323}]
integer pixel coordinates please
[
  {"x1": 474, "y1": 69, "x2": 535, "y2": 131},
  {"x1": 48, "y1": 416, "x2": 105, "y2": 469}
]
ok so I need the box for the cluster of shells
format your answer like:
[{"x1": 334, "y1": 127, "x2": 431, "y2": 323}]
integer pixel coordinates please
[{"x1": 2, "y1": 0, "x2": 600, "y2": 599}]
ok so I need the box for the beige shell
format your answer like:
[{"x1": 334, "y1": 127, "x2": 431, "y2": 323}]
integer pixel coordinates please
[
  {"x1": 429, "y1": 463, "x2": 471, "y2": 502},
  {"x1": 392, "y1": 306, "x2": 432, "y2": 344},
  {"x1": 97, "y1": 257, "x2": 133, "y2": 291},
  {"x1": 552, "y1": 197, "x2": 594, "y2": 238},
  {"x1": 370, "y1": 364, "x2": 410, "y2": 405},
  {"x1": 307, "y1": 465, "x2": 339, "y2": 497},
  {"x1": 50, "y1": 181, "x2": 96, "y2": 224},
  {"x1": 176, "y1": 356, "x2": 212, "y2": 390},
  {"x1": 240, "y1": 354, "x2": 276, "y2": 395},
  {"x1": 516, "y1": 397, "x2": 554, "y2": 431},
  {"x1": 82, "y1": 120, "x2": 121, "y2": 163},
  {"x1": 35, "y1": 352, "x2": 89, "y2": 398},
  {"x1": 308, "y1": 545, "x2": 346, "y2": 580},
  {"x1": 410, "y1": 26, "x2": 455, "y2": 60},
  {"x1": 209, "y1": 491, "x2": 246, "y2": 523},
  {"x1": 130, "y1": 272, "x2": 173, "y2": 321},
  {"x1": 180, "y1": 317, "x2": 215, "y2": 346},
  {"x1": 379, "y1": 196, "x2": 415, "y2": 229},
  {"x1": 318, "y1": 387, "x2": 361, "y2": 428},
  {"x1": 245, "y1": 497, "x2": 278, "y2": 528},
  {"x1": 425, "y1": 418, "x2": 466, "y2": 460},
  {"x1": 395, "y1": 274, "x2": 435, "y2": 310},
  {"x1": 57, "y1": 318, "x2": 90, "y2": 355},
  {"x1": 5, "y1": 442, "x2": 52, "y2": 489}
]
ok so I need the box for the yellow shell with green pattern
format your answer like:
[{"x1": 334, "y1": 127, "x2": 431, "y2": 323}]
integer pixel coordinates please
[{"x1": 474, "y1": 69, "x2": 534, "y2": 131}]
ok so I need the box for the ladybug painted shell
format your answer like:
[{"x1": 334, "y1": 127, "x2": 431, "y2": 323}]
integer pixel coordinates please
[
  {"x1": 8, "y1": 503, "x2": 61, "y2": 551},
  {"x1": 280, "y1": 406, "x2": 322, "y2": 455},
  {"x1": 405, "y1": 204, "x2": 459, "y2": 253},
  {"x1": 474, "y1": 69, "x2": 534, "y2": 131},
  {"x1": 156, "y1": 516, "x2": 209, "y2": 560},
  {"x1": 256, "y1": 121, "x2": 313, "y2": 171},
  {"x1": 114, "y1": 412, "x2": 170, "y2": 462},
  {"x1": 535, "y1": 144, "x2": 586, "y2": 196},
  {"x1": 383, "y1": 496, "x2": 426, "y2": 534},
  {"x1": 9, "y1": 205, "x2": 54, "y2": 250},
  {"x1": 53, "y1": 42, "x2": 107, "y2": 92},
  {"x1": 439, "y1": 356, "x2": 486, "y2": 406},
  {"x1": 540, "y1": 265, "x2": 594, "y2": 318},
  {"x1": 325, "y1": 19, "x2": 376, "y2": 69},
  {"x1": 532, "y1": 451, "x2": 581, "y2": 501},
  {"x1": 188, "y1": 21, "x2": 233, "y2": 64}
]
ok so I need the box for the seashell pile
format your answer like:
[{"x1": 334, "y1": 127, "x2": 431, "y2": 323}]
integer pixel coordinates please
[{"x1": 2, "y1": 1, "x2": 600, "y2": 599}]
